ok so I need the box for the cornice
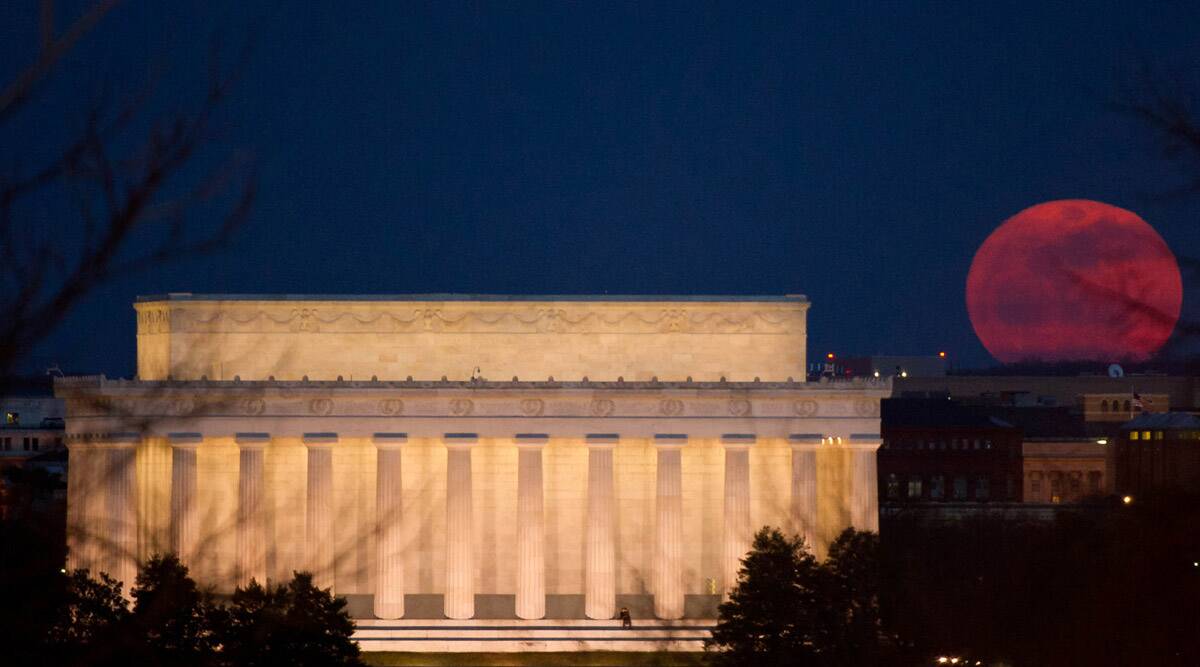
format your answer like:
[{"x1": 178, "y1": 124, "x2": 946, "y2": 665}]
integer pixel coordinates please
[
  {"x1": 132, "y1": 300, "x2": 807, "y2": 336},
  {"x1": 55, "y1": 376, "x2": 887, "y2": 421}
]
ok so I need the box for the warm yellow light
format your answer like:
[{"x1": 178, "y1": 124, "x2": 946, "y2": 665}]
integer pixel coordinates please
[
  {"x1": 1122, "y1": 495, "x2": 1133, "y2": 505},
  {"x1": 938, "y1": 351, "x2": 946, "y2": 358},
  {"x1": 873, "y1": 370, "x2": 880, "y2": 378},
  {"x1": 1097, "y1": 438, "x2": 1108, "y2": 445},
  {"x1": 900, "y1": 370, "x2": 908, "y2": 378},
  {"x1": 827, "y1": 352, "x2": 835, "y2": 360}
]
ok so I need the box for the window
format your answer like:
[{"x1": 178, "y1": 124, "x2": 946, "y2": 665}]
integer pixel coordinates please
[
  {"x1": 1006, "y1": 475, "x2": 1016, "y2": 500},
  {"x1": 1130, "y1": 431, "x2": 1139, "y2": 441},
  {"x1": 1101, "y1": 400, "x2": 1109, "y2": 412},
  {"x1": 975, "y1": 476, "x2": 990, "y2": 500},
  {"x1": 886, "y1": 474, "x2": 900, "y2": 499},
  {"x1": 1142, "y1": 431, "x2": 1151, "y2": 441},
  {"x1": 1124, "y1": 400, "x2": 1132, "y2": 412},
  {"x1": 31, "y1": 437, "x2": 38, "y2": 451},
  {"x1": 953, "y1": 476, "x2": 968, "y2": 500},
  {"x1": 1069, "y1": 472, "x2": 1081, "y2": 495},
  {"x1": 907, "y1": 476, "x2": 923, "y2": 499},
  {"x1": 1088, "y1": 471, "x2": 1102, "y2": 494},
  {"x1": 5, "y1": 412, "x2": 17, "y2": 425},
  {"x1": 22, "y1": 437, "x2": 30, "y2": 451},
  {"x1": 1154, "y1": 431, "x2": 1164, "y2": 440},
  {"x1": 1050, "y1": 472, "x2": 1063, "y2": 500},
  {"x1": 1, "y1": 436, "x2": 9, "y2": 451},
  {"x1": 930, "y1": 475, "x2": 945, "y2": 500},
  {"x1": 1031, "y1": 472, "x2": 1043, "y2": 494}
]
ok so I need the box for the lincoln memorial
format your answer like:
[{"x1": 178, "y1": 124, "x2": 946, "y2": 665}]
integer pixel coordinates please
[{"x1": 57, "y1": 294, "x2": 885, "y2": 648}]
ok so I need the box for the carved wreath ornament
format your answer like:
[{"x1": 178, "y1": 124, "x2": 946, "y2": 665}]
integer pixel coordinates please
[
  {"x1": 308, "y1": 398, "x2": 333, "y2": 416},
  {"x1": 659, "y1": 399, "x2": 684, "y2": 416},
  {"x1": 590, "y1": 399, "x2": 615, "y2": 417},
  {"x1": 450, "y1": 399, "x2": 474, "y2": 416},
  {"x1": 728, "y1": 399, "x2": 752, "y2": 417},
  {"x1": 520, "y1": 399, "x2": 545, "y2": 417},
  {"x1": 242, "y1": 398, "x2": 266, "y2": 416},
  {"x1": 379, "y1": 399, "x2": 404, "y2": 416},
  {"x1": 793, "y1": 399, "x2": 818, "y2": 417}
]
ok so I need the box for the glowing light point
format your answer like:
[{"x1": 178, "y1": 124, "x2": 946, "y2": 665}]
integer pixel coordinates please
[{"x1": 1122, "y1": 495, "x2": 1134, "y2": 505}]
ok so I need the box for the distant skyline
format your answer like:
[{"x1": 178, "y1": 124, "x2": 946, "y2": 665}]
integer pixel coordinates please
[{"x1": 5, "y1": 1, "x2": 1200, "y2": 376}]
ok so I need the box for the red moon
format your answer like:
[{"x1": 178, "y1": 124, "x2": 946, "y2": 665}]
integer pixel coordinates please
[{"x1": 966, "y1": 199, "x2": 1182, "y2": 363}]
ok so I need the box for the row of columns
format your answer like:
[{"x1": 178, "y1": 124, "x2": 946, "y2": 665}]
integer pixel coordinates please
[{"x1": 78, "y1": 432, "x2": 879, "y2": 619}]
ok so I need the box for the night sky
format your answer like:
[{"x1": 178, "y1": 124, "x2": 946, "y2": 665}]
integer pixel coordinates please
[{"x1": 5, "y1": 1, "x2": 1200, "y2": 376}]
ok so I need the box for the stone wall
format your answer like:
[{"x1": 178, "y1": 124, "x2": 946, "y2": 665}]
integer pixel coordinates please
[{"x1": 134, "y1": 296, "x2": 809, "y2": 382}]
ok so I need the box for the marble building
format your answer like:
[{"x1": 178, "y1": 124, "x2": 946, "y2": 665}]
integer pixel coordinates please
[{"x1": 58, "y1": 294, "x2": 885, "y2": 623}]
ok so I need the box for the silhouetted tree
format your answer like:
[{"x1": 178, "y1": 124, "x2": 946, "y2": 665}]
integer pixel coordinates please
[
  {"x1": 219, "y1": 571, "x2": 362, "y2": 667},
  {"x1": 825, "y1": 528, "x2": 883, "y2": 665},
  {"x1": 706, "y1": 527, "x2": 831, "y2": 667},
  {"x1": 128, "y1": 554, "x2": 221, "y2": 666}
]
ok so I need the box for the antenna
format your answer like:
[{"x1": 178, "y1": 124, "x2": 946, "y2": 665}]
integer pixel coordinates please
[{"x1": 1108, "y1": 363, "x2": 1124, "y2": 378}]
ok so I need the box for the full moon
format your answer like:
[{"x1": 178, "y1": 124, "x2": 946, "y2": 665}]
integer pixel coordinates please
[{"x1": 966, "y1": 199, "x2": 1182, "y2": 363}]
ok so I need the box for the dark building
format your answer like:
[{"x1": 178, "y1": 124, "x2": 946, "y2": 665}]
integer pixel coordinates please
[
  {"x1": 1115, "y1": 412, "x2": 1200, "y2": 497},
  {"x1": 878, "y1": 398, "x2": 1023, "y2": 505}
]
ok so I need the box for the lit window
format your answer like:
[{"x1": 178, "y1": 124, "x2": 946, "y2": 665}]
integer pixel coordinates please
[
  {"x1": 1130, "y1": 431, "x2": 1139, "y2": 441},
  {"x1": 1154, "y1": 431, "x2": 1164, "y2": 440},
  {"x1": 886, "y1": 474, "x2": 900, "y2": 499},
  {"x1": 907, "y1": 477, "x2": 923, "y2": 499},
  {"x1": 5, "y1": 412, "x2": 17, "y2": 425},
  {"x1": 1142, "y1": 431, "x2": 1151, "y2": 441}
]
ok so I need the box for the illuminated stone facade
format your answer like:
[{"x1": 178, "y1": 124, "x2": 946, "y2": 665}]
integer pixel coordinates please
[{"x1": 61, "y1": 295, "x2": 884, "y2": 622}]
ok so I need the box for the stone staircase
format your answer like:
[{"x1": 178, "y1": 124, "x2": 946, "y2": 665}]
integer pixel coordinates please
[{"x1": 353, "y1": 619, "x2": 715, "y2": 652}]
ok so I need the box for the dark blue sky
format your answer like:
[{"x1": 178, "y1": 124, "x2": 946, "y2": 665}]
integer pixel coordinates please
[{"x1": 5, "y1": 1, "x2": 1200, "y2": 375}]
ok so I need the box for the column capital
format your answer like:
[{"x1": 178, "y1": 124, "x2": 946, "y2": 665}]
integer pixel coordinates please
[
  {"x1": 515, "y1": 433, "x2": 548, "y2": 448},
  {"x1": 303, "y1": 432, "x2": 338, "y2": 447},
  {"x1": 788, "y1": 433, "x2": 823, "y2": 451},
  {"x1": 372, "y1": 432, "x2": 407, "y2": 450},
  {"x1": 168, "y1": 432, "x2": 203, "y2": 448},
  {"x1": 654, "y1": 433, "x2": 687, "y2": 450},
  {"x1": 235, "y1": 432, "x2": 270, "y2": 448},
  {"x1": 585, "y1": 433, "x2": 618, "y2": 449},
  {"x1": 444, "y1": 432, "x2": 478, "y2": 449},
  {"x1": 721, "y1": 433, "x2": 755, "y2": 449},
  {"x1": 846, "y1": 433, "x2": 882, "y2": 451},
  {"x1": 88, "y1": 432, "x2": 140, "y2": 449}
]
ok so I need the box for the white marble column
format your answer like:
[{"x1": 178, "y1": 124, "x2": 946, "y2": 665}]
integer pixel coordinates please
[
  {"x1": 584, "y1": 434, "x2": 617, "y2": 620},
  {"x1": 849, "y1": 436, "x2": 881, "y2": 532},
  {"x1": 103, "y1": 435, "x2": 139, "y2": 596},
  {"x1": 373, "y1": 433, "x2": 406, "y2": 619},
  {"x1": 444, "y1": 433, "x2": 476, "y2": 620},
  {"x1": 721, "y1": 434, "x2": 753, "y2": 595},
  {"x1": 305, "y1": 433, "x2": 336, "y2": 591},
  {"x1": 65, "y1": 441, "x2": 90, "y2": 573},
  {"x1": 236, "y1": 433, "x2": 268, "y2": 586},
  {"x1": 789, "y1": 434, "x2": 820, "y2": 550},
  {"x1": 168, "y1": 433, "x2": 201, "y2": 563},
  {"x1": 515, "y1": 434, "x2": 547, "y2": 620},
  {"x1": 653, "y1": 434, "x2": 685, "y2": 620}
]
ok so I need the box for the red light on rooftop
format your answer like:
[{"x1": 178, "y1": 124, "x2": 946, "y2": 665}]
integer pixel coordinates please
[{"x1": 826, "y1": 353, "x2": 835, "y2": 360}]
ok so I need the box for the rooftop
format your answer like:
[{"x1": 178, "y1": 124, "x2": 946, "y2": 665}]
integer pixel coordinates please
[{"x1": 136, "y1": 293, "x2": 809, "y2": 303}]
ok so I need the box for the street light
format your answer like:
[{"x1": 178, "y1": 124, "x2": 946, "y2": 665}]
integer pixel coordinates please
[{"x1": 1122, "y1": 495, "x2": 1133, "y2": 505}]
